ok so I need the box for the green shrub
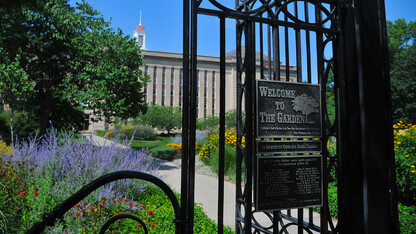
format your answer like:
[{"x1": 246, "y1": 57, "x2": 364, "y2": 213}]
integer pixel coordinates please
[
  {"x1": 0, "y1": 112, "x2": 10, "y2": 143},
  {"x1": 133, "y1": 125, "x2": 156, "y2": 140},
  {"x1": 209, "y1": 146, "x2": 237, "y2": 181},
  {"x1": 393, "y1": 122, "x2": 416, "y2": 205},
  {"x1": 0, "y1": 112, "x2": 39, "y2": 144},
  {"x1": 137, "y1": 186, "x2": 234, "y2": 233},
  {"x1": 398, "y1": 203, "x2": 416, "y2": 234},
  {"x1": 149, "y1": 146, "x2": 178, "y2": 161}
]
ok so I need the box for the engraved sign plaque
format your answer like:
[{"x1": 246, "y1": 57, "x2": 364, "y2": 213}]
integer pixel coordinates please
[
  {"x1": 256, "y1": 80, "x2": 322, "y2": 138},
  {"x1": 257, "y1": 140, "x2": 322, "y2": 155},
  {"x1": 256, "y1": 155, "x2": 323, "y2": 211}
]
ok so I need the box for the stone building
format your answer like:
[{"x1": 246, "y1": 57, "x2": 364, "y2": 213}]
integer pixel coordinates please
[{"x1": 85, "y1": 19, "x2": 296, "y2": 131}]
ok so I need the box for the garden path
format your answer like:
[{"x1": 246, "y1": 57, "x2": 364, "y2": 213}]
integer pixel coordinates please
[{"x1": 84, "y1": 133, "x2": 327, "y2": 232}]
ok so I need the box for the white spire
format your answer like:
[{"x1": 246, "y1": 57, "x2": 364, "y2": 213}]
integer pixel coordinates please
[{"x1": 139, "y1": 10, "x2": 142, "y2": 25}]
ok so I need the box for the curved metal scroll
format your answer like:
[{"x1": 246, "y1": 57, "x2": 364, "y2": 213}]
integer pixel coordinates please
[
  {"x1": 26, "y1": 171, "x2": 182, "y2": 234},
  {"x1": 99, "y1": 213, "x2": 148, "y2": 234}
]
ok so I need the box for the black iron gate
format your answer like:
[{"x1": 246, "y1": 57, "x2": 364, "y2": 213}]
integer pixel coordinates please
[
  {"x1": 181, "y1": 0, "x2": 399, "y2": 233},
  {"x1": 27, "y1": 1, "x2": 399, "y2": 233}
]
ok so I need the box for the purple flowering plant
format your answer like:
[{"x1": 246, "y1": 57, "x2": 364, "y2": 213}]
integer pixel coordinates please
[{"x1": 0, "y1": 129, "x2": 158, "y2": 232}]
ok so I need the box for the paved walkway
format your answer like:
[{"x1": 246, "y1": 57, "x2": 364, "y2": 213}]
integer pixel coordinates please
[{"x1": 84, "y1": 133, "x2": 329, "y2": 232}]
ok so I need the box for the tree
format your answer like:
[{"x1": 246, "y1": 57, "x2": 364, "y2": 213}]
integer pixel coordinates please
[
  {"x1": 197, "y1": 115, "x2": 219, "y2": 131},
  {"x1": 0, "y1": 0, "x2": 148, "y2": 136},
  {"x1": 0, "y1": 55, "x2": 35, "y2": 145},
  {"x1": 139, "y1": 105, "x2": 182, "y2": 135},
  {"x1": 387, "y1": 19, "x2": 416, "y2": 64},
  {"x1": 390, "y1": 44, "x2": 416, "y2": 123},
  {"x1": 292, "y1": 94, "x2": 319, "y2": 123},
  {"x1": 387, "y1": 19, "x2": 416, "y2": 123}
]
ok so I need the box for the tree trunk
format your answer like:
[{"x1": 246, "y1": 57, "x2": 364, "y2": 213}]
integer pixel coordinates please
[
  {"x1": 39, "y1": 94, "x2": 53, "y2": 137},
  {"x1": 10, "y1": 110, "x2": 14, "y2": 147}
]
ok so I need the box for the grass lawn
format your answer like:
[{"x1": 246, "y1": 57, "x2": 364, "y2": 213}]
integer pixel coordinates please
[{"x1": 130, "y1": 136, "x2": 171, "y2": 150}]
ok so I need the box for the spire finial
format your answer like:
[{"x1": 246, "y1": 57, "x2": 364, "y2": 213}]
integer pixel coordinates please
[{"x1": 139, "y1": 10, "x2": 142, "y2": 25}]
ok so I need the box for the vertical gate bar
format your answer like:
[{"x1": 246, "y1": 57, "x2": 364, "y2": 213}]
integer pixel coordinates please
[
  {"x1": 337, "y1": 0, "x2": 399, "y2": 232},
  {"x1": 273, "y1": 211, "x2": 279, "y2": 233},
  {"x1": 273, "y1": 25, "x2": 280, "y2": 80},
  {"x1": 305, "y1": 3, "x2": 312, "y2": 83},
  {"x1": 181, "y1": 0, "x2": 190, "y2": 233},
  {"x1": 260, "y1": 20, "x2": 264, "y2": 79},
  {"x1": 267, "y1": 13, "x2": 272, "y2": 80},
  {"x1": 315, "y1": 3, "x2": 328, "y2": 233},
  {"x1": 284, "y1": 15, "x2": 290, "y2": 82},
  {"x1": 309, "y1": 208, "x2": 313, "y2": 226},
  {"x1": 235, "y1": 19, "x2": 243, "y2": 233},
  {"x1": 243, "y1": 20, "x2": 255, "y2": 234},
  {"x1": 295, "y1": 1, "x2": 302, "y2": 83},
  {"x1": 188, "y1": 0, "x2": 198, "y2": 232},
  {"x1": 218, "y1": 15, "x2": 226, "y2": 234},
  {"x1": 298, "y1": 208, "x2": 304, "y2": 233}
]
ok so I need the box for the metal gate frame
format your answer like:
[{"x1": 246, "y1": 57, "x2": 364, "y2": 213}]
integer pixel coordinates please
[{"x1": 182, "y1": 0, "x2": 399, "y2": 233}]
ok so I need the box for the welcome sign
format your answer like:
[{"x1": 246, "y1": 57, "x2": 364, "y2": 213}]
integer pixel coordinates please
[{"x1": 256, "y1": 80, "x2": 322, "y2": 138}]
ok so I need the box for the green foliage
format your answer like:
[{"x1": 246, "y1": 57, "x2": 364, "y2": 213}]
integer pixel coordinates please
[
  {"x1": 398, "y1": 203, "x2": 416, "y2": 234},
  {"x1": 0, "y1": 112, "x2": 39, "y2": 144},
  {"x1": 131, "y1": 125, "x2": 156, "y2": 140},
  {"x1": 139, "y1": 105, "x2": 182, "y2": 134},
  {"x1": 387, "y1": 19, "x2": 416, "y2": 64},
  {"x1": 390, "y1": 44, "x2": 416, "y2": 123},
  {"x1": 110, "y1": 125, "x2": 156, "y2": 141},
  {"x1": 197, "y1": 115, "x2": 219, "y2": 131},
  {"x1": 130, "y1": 136, "x2": 171, "y2": 150},
  {"x1": 314, "y1": 183, "x2": 338, "y2": 219},
  {"x1": 0, "y1": 112, "x2": 10, "y2": 143},
  {"x1": 225, "y1": 109, "x2": 243, "y2": 129},
  {"x1": 137, "y1": 186, "x2": 234, "y2": 233},
  {"x1": 208, "y1": 146, "x2": 238, "y2": 181},
  {"x1": 387, "y1": 19, "x2": 416, "y2": 123},
  {"x1": 0, "y1": 0, "x2": 148, "y2": 136},
  {"x1": 393, "y1": 123, "x2": 416, "y2": 205},
  {"x1": 149, "y1": 146, "x2": 179, "y2": 161},
  {"x1": 196, "y1": 109, "x2": 244, "y2": 131},
  {"x1": 326, "y1": 70, "x2": 336, "y2": 125}
]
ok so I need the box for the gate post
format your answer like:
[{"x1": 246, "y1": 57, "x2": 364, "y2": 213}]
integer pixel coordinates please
[{"x1": 337, "y1": 0, "x2": 399, "y2": 233}]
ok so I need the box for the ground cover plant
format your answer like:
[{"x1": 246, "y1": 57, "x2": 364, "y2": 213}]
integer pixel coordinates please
[
  {"x1": 197, "y1": 129, "x2": 244, "y2": 181},
  {"x1": 1, "y1": 130, "x2": 230, "y2": 232},
  {"x1": 319, "y1": 122, "x2": 416, "y2": 233},
  {"x1": 0, "y1": 130, "x2": 159, "y2": 232}
]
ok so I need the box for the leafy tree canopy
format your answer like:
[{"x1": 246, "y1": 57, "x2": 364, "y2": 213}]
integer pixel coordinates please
[
  {"x1": 387, "y1": 18, "x2": 416, "y2": 63},
  {"x1": 139, "y1": 105, "x2": 182, "y2": 135},
  {"x1": 387, "y1": 19, "x2": 416, "y2": 123},
  {"x1": 390, "y1": 43, "x2": 416, "y2": 123},
  {"x1": 0, "y1": 0, "x2": 148, "y2": 136}
]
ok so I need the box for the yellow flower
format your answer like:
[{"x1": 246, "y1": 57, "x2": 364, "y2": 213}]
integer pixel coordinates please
[
  {"x1": 406, "y1": 155, "x2": 410, "y2": 158},
  {"x1": 411, "y1": 165, "x2": 415, "y2": 168},
  {"x1": 412, "y1": 170, "x2": 415, "y2": 173}
]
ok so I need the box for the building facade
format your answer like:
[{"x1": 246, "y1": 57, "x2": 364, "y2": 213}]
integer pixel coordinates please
[{"x1": 85, "y1": 20, "x2": 296, "y2": 131}]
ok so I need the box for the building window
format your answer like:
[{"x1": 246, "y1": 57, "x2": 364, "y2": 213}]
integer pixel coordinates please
[
  {"x1": 153, "y1": 66, "x2": 157, "y2": 84},
  {"x1": 171, "y1": 68, "x2": 175, "y2": 84},
  {"x1": 197, "y1": 70, "x2": 200, "y2": 87},
  {"x1": 145, "y1": 65, "x2": 148, "y2": 75},
  {"x1": 153, "y1": 87, "x2": 157, "y2": 105},
  {"x1": 204, "y1": 70, "x2": 208, "y2": 87},
  {"x1": 144, "y1": 86, "x2": 147, "y2": 102},
  {"x1": 180, "y1": 69, "x2": 183, "y2": 85},
  {"x1": 138, "y1": 35, "x2": 144, "y2": 46},
  {"x1": 212, "y1": 71, "x2": 216, "y2": 87},
  {"x1": 162, "y1": 67, "x2": 166, "y2": 84}
]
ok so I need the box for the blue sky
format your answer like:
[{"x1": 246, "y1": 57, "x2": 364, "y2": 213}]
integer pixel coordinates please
[{"x1": 69, "y1": 0, "x2": 416, "y2": 57}]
